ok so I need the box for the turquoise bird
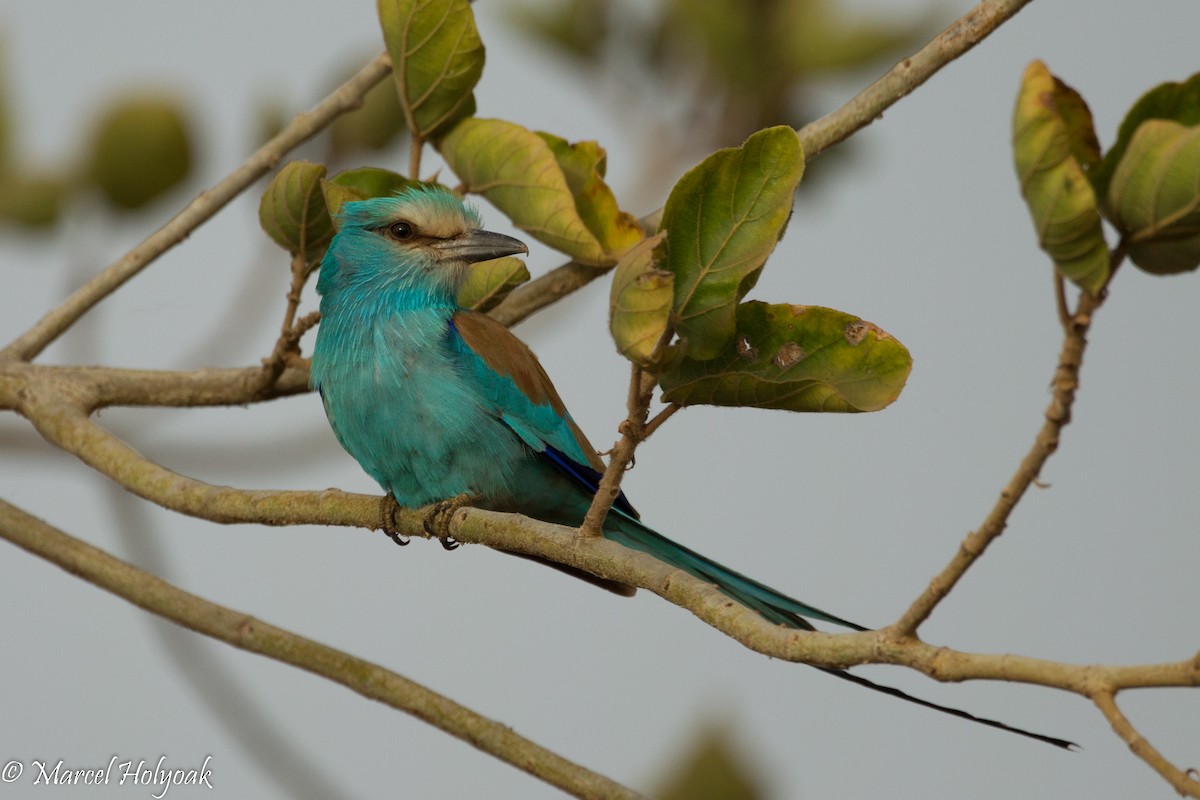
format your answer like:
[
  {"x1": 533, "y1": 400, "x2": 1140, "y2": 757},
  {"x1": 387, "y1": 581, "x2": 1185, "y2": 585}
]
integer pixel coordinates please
[{"x1": 310, "y1": 185, "x2": 1072, "y2": 749}]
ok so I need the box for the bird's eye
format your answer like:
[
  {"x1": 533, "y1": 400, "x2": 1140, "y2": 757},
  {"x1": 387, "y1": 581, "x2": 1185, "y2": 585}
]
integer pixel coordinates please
[{"x1": 388, "y1": 221, "x2": 414, "y2": 240}]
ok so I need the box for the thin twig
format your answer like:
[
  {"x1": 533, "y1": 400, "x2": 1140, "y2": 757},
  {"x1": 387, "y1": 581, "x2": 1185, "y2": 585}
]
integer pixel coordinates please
[
  {"x1": 892, "y1": 287, "x2": 1105, "y2": 637},
  {"x1": 262, "y1": 246, "x2": 320, "y2": 386},
  {"x1": 1092, "y1": 690, "x2": 1200, "y2": 798},
  {"x1": 0, "y1": 52, "x2": 393, "y2": 364},
  {"x1": 11, "y1": 380, "x2": 1200, "y2": 695},
  {"x1": 580, "y1": 367, "x2": 657, "y2": 536},
  {"x1": 796, "y1": 0, "x2": 1036, "y2": 158},
  {"x1": 496, "y1": 1, "x2": 1037, "y2": 328},
  {"x1": 261, "y1": 311, "x2": 322, "y2": 389},
  {"x1": 642, "y1": 402, "x2": 681, "y2": 440},
  {"x1": 490, "y1": 262, "x2": 607, "y2": 328},
  {"x1": 0, "y1": 499, "x2": 646, "y2": 800}
]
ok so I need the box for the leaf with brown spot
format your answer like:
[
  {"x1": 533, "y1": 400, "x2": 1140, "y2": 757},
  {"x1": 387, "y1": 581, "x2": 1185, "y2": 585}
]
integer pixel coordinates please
[{"x1": 659, "y1": 301, "x2": 911, "y2": 413}]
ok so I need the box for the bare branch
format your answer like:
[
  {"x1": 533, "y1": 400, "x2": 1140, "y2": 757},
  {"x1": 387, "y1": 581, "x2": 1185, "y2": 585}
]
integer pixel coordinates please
[
  {"x1": 0, "y1": 53, "x2": 393, "y2": 364},
  {"x1": 1092, "y1": 690, "x2": 1200, "y2": 798},
  {"x1": 10, "y1": 376, "x2": 1200, "y2": 699},
  {"x1": 0, "y1": 499, "x2": 647, "y2": 800},
  {"x1": 581, "y1": 367, "x2": 656, "y2": 535},
  {"x1": 796, "y1": 0, "x2": 1035, "y2": 158},
  {"x1": 893, "y1": 288, "x2": 1103, "y2": 636},
  {"x1": 0, "y1": 362, "x2": 310, "y2": 411},
  {"x1": 496, "y1": 1, "x2": 1038, "y2": 329}
]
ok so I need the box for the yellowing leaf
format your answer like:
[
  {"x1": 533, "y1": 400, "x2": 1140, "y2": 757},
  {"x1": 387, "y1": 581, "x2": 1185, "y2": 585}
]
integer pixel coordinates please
[
  {"x1": 538, "y1": 132, "x2": 643, "y2": 260},
  {"x1": 439, "y1": 117, "x2": 608, "y2": 264},
  {"x1": 661, "y1": 126, "x2": 804, "y2": 360},
  {"x1": 659, "y1": 301, "x2": 911, "y2": 413},
  {"x1": 610, "y1": 232, "x2": 675, "y2": 367},
  {"x1": 1108, "y1": 119, "x2": 1200, "y2": 274},
  {"x1": 456, "y1": 256, "x2": 530, "y2": 311},
  {"x1": 1012, "y1": 61, "x2": 1109, "y2": 295},
  {"x1": 378, "y1": 0, "x2": 484, "y2": 141},
  {"x1": 1092, "y1": 71, "x2": 1200, "y2": 206}
]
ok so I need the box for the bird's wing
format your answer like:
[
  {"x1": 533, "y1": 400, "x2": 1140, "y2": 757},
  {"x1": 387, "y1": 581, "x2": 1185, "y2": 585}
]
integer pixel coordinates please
[{"x1": 451, "y1": 310, "x2": 637, "y2": 517}]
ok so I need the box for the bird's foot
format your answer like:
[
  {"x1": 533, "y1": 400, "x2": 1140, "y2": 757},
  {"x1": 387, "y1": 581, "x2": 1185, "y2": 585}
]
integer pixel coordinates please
[
  {"x1": 424, "y1": 493, "x2": 474, "y2": 550},
  {"x1": 380, "y1": 494, "x2": 410, "y2": 547}
]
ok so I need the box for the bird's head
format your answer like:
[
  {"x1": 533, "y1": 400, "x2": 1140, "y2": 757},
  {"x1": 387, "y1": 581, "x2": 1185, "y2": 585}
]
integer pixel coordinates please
[{"x1": 317, "y1": 185, "x2": 528, "y2": 303}]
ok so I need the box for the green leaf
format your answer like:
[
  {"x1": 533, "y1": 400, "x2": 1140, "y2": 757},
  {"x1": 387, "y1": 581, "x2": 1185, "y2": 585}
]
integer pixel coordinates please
[
  {"x1": 538, "y1": 132, "x2": 644, "y2": 260},
  {"x1": 456, "y1": 256, "x2": 530, "y2": 311},
  {"x1": 439, "y1": 117, "x2": 609, "y2": 264},
  {"x1": 1108, "y1": 119, "x2": 1200, "y2": 274},
  {"x1": 1092, "y1": 71, "x2": 1200, "y2": 207},
  {"x1": 86, "y1": 95, "x2": 194, "y2": 210},
  {"x1": 259, "y1": 161, "x2": 334, "y2": 260},
  {"x1": 378, "y1": 0, "x2": 484, "y2": 141},
  {"x1": 655, "y1": 726, "x2": 763, "y2": 800},
  {"x1": 0, "y1": 172, "x2": 67, "y2": 228},
  {"x1": 1012, "y1": 61, "x2": 1109, "y2": 295},
  {"x1": 610, "y1": 232, "x2": 676, "y2": 368},
  {"x1": 321, "y1": 181, "x2": 365, "y2": 221},
  {"x1": 662, "y1": 126, "x2": 804, "y2": 360},
  {"x1": 659, "y1": 301, "x2": 911, "y2": 413},
  {"x1": 324, "y1": 169, "x2": 422, "y2": 221},
  {"x1": 333, "y1": 167, "x2": 418, "y2": 198},
  {"x1": 330, "y1": 71, "x2": 407, "y2": 155}
]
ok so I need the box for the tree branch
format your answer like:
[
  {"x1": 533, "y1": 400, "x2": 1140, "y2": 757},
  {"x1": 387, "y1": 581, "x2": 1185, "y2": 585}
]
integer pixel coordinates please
[
  {"x1": 1092, "y1": 690, "x2": 1200, "y2": 799},
  {"x1": 0, "y1": 499, "x2": 646, "y2": 800},
  {"x1": 0, "y1": 52, "x2": 393, "y2": 364},
  {"x1": 495, "y1": 1, "x2": 1038, "y2": 328},
  {"x1": 9, "y1": 378, "x2": 1200, "y2": 714},
  {"x1": 580, "y1": 366, "x2": 656, "y2": 535},
  {"x1": 0, "y1": 362, "x2": 310, "y2": 411},
  {"x1": 892, "y1": 284, "x2": 1103, "y2": 636},
  {"x1": 796, "y1": 0, "x2": 1035, "y2": 158}
]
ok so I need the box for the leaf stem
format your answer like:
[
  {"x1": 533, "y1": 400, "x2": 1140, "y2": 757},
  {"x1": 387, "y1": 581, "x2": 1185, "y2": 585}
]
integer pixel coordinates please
[
  {"x1": 410, "y1": 133, "x2": 424, "y2": 179},
  {"x1": 1092, "y1": 690, "x2": 1200, "y2": 798}
]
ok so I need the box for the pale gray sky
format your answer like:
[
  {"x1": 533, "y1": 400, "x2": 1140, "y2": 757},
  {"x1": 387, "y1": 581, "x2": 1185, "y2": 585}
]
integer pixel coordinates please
[{"x1": 1, "y1": 1, "x2": 1197, "y2": 798}]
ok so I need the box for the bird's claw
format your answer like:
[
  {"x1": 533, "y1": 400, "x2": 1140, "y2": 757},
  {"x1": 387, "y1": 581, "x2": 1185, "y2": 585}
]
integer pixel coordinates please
[
  {"x1": 380, "y1": 494, "x2": 411, "y2": 546},
  {"x1": 424, "y1": 493, "x2": 473, "y2": 549}
]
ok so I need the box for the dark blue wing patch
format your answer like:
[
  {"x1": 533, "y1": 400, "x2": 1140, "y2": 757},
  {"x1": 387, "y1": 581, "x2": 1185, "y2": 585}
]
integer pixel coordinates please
[{"x1": 542, "y1": 445, "x2": 640, "y2": 519}]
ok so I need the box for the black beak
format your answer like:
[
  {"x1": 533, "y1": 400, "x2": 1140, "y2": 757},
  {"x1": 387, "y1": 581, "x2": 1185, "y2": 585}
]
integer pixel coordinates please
[{"x1": 432, "y1": 229, "x2": 528, "y2": 263}]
